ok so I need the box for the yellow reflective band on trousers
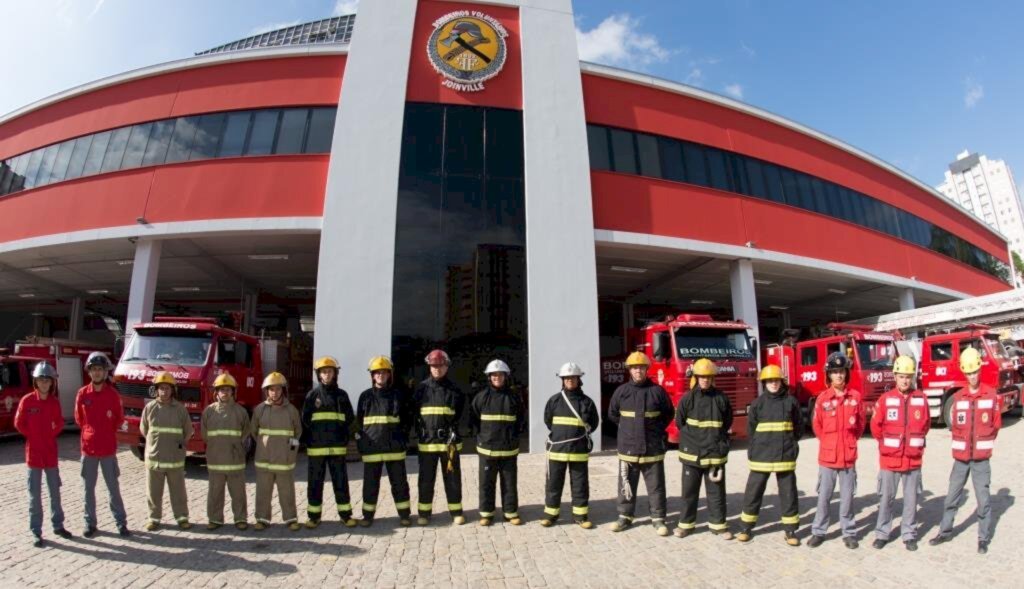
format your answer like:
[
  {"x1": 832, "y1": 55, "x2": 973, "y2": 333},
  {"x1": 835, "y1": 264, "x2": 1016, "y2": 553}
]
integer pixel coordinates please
[
  {"x1": 547, "y1": 451, "x2": 589, "y2": 462},
  {"x1": 448, "y1": 503, "x2": 462, "y2": 511},
  {"x1": 740, "y1": 512, "x2": 758, "y2": 523},
  {"x1": 755, "y1": 421, "x2": 793, "y2": 432},
  {"x1": 781, "y1": 515, "x2": 800, "y2": 525},
  {"x1": 685, "y1": 418, "x2": 723, "y2": 428},
  {"x1": 361, "y1": 452, "x2": 407, "y2": 462},
  {"x1": 676, "y1": 451, "x2": 727, "y2": 466},
  {"x1": 308, "y1": 504, "x2": 323, "y2": 513},
  {"x1": 259, "y1": 428, "x2": 294, "y2": 436},
  {"x1": 418, "y1": 443, "x2": 464, "y2": 452},
  {"x1": 395, "y1": 501, "x2": 411, "y2": 510},
  {"x1": 619, "y1": 410, "x2": 661, "y2": 418},
  {"x1": 480, "y1": 414, "x2": 517, "y2": 422},
  {"x1": 572, "y1": 506, "x2": 589, "y2": 515},
  {"x1": 420, "y1": 407, "x2": 455, "y2": 416},
  {"x1": 363, "y1": 503, "x2": 376, "y2": 512},
  {"x1": 207, "y1": 463, "x2": 245, "y2": 472},
  {"x1": 338, "y1": 503, "x2": 352, "y2": 512},
  {"x1": 617, "y1": 453, "x2": 664, "y2": 463},
  {"x1": 748, "y1": 460, "x2": 796, "y2": 472},
  {"x1": 148, "y1": 460, "x2": 185, "y2": 469},
  {"x1": 255, "y1": 461, "x2": 295, "y2": 471},
  {"x1": 544, "y1": 506, "x2": 560, "y2": 516},
  {"x1": 552, "y1": 416, "x2": 584, "y2": 427},
  {"x1": 477, "y1": 446, "x2": 519, "y2": 457},
  {"x1": 676, "y1": 521, "x2": 696, "y2": 529},
  {"x1": 418, "y1": 502, "x2": 433, "y2": 511},
  {"x1": 149, "y1": 426, "x2": 183, "y2": 435},
  {"x1": 362, "y1": 416, "x2": 400, "y2": 425},
  {"x1": 307, "y1": 446, "x2": 347, "y2": 457},
  {"x1": 205, "y1": 429, "x2": 242, "y2": 437},
  {"x1": 311, "y1": 412, "x2": 346, "y2": 422},
  {"x1": 708, "y1": 522, "x2": 728, "y2": 531}
]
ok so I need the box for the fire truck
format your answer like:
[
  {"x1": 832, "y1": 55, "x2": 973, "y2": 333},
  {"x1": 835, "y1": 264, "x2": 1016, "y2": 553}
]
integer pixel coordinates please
[
  {"x1": 602, "y1": 313, "x2": 759, "y2": 442},
  {"x1": 763, "y1": 323, "x2": 898, "y2": 426},
  {"x1": 13, "y1": 337, "x2": 115, "y2": 424},
  {"x1": 0, "y1": 353, "x2": 37, "y2": 436},
  {"x1": 113, "y1": 316, "x2": 311, "y2": 459}
]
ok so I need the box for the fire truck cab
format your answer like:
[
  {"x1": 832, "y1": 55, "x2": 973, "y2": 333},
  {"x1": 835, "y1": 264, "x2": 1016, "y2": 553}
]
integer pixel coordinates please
[{"x1": 0, "y1": 354, "x2": 36, "y2": 436}]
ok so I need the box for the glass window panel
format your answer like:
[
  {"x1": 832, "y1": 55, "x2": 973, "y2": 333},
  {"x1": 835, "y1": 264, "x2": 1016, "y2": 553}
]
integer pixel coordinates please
[
  {"x1": 22, "y1": 149, "x2": 45, "y2": 189},
  {"x1": 10, "y1": 153, "x2": 29, "y2": 191},
  {"x1": 218, "y1": 111, "x2": 251, "y2": 157},
  {"x1": 65, "y1": 134, "x2": 92, "y2": 180},
  {"x1": 845, "y1": 190, "x2": 866, "y2": 225},
  {"x1": 658, "y1": 137, "x2": 685, "y2": 182},
  {"x1": 33, "y1": 144, "x2": 59, "y2": 187},
  {"x1": 305, "y1": 108, "x2": 336, "y2": 153},
  {"x1": 399, "y1": 103, "x2": 444, "y2": 177},
  {"x1": 246, "y1": 109, "x2": 279, "y2": 156},
  {"x1": 167, "y1": 116, "x2": 200, "y2": 162},
  {"x1": 142, "y1": 119, "x2": 175, "y2": 166},
  {"x1": 636, "y1": 133, "x2": 661, "y2": 178},
  {"x1": 49, "y1": 139, "x2": 76, "y2": 184},
  {"x1": 744, "y1": 159, "x2": 767, "y2": 199},
  {"x1": 485, "y1": 108, "x2": 523, "y2": 178},
  {"x1": 706, "y1": 148, "x2": 730, "y2": 191},
  {"x1": 81, "y1": 130, "x2": 111, "y2": 176},
  {"x1": 761, "y1": 163, "x2": 785, "y2": 204},
  {"x1": 779, "y1": 168, "x2": 800, "y2": 208},
  {"x1": 822, "y1": 182, "x2": 841, "y2": 217},
  {"x1": 728, "y1": 154, "x2": 750, "y2": 195},
  {"x1": 609, "y1": 129, "x2": 637, "y2": 174},
  {"x1": 275, "y1": 109, "x2": 308, "y2": 155},
  {"x1": 587, "y1": 125, "x2": 611, "y2": 171},
  {"x1": 795, "y1": 174, "x2": 816, "y2": 211},
  {"x1": 100, "y1": 127, "x2": 131, "y2": 173},
  {"x1": 0, "y1": 157, "x2": 16, "y2": 194},
  {"x1": 120, "y1": 123, "x2": 153, "y2": 169},
  {"x1": 681, "y1": 143, "x2": 708, "y2": 186},
  {"x1": 444, "y1": 107, "x2": 483, "y2": 176},
  {"x1": 810, "y1": 178, "x2": 829, "y2": 214}
]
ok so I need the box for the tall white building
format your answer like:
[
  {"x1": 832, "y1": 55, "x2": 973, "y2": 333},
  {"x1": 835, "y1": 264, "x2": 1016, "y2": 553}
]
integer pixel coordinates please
[{"x1": 937, "y1": 151, "x2": 1024, "y2": 268}]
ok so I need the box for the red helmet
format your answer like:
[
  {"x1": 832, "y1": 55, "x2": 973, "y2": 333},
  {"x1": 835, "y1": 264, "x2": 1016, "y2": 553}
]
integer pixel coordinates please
[{"x1": 425, "y1": 349, "x2": 451, "y2": 366}]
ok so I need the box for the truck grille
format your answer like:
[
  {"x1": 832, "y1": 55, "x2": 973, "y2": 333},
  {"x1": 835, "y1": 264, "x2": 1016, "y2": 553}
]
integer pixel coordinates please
[
  {"x1": 116, "y1": 382, "x2": 202, "y2": 403},
  {"x1": 715, "y1": 374, "x2": 758, "y2": 413}
]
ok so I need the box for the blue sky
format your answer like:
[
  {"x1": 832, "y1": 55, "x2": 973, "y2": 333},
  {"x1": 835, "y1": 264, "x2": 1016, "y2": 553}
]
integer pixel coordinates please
[{"x1": 3, "y1": 0, "x2": 1022, "y2": 188}]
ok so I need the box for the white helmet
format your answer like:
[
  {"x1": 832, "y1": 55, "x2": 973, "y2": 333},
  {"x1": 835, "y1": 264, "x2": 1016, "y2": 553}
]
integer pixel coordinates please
[
  {"x1": 557, "y1": 362, "x2": 584, "y2": 377},
  {"x1": 484, "y1": 359, "x2": 511, "y2": 375}
]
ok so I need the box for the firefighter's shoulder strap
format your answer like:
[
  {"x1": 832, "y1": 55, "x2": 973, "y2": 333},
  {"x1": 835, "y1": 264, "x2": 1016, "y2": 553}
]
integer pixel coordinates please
[{"x1": 545, "y1": 389, "x2": 593, "y2": 452}]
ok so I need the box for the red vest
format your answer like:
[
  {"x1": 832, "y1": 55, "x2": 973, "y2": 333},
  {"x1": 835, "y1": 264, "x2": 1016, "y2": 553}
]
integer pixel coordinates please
[
  {"x1": 871, "y1": 388, "x2": 930, "y2": 471},
  {"x1": 949, "y1": 385, "x2": 1001, "y2": 462},
  {"x1": 813, "y1": 387, "x2": 865, "y2": 469}
]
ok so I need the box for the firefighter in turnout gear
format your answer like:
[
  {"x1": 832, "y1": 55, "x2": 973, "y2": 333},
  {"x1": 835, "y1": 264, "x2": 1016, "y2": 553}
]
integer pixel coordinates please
[
  {"x1": 808, "y1": 352, "x2": 866, "y2": 549},
  {"x1": 870, "y1": 355, "x2": 930, "y2": 551},
  {"x1": 674, "y1": 358, "x2": 733, "y2": 540},
  {"x1": 929, "y1": 347, "x2": 1002, "y2": 554},
  {"x1": 356, "y1": 356, "x2": 414, "y2": 527},
  {"x1": 541, "y1": 362, "x2": 600, "y2": 529},
  {"x1": 608, "y1": 352, "x2": 674, "y2": 536},
  {"x1": 413, "y1": 349, "x2": 466, "y2": 526},
  {"x1": 141, "y1": 371, "x2": 194, "y2": 531},
  {"x1": 737, "y1": 365, "x2": 802, "y2": 546},
  {"x1": 469, "y1": 359, "x2": 525, "y2": 526},
  {"x1": 201, "y1": 372, "x2": 251, "y2": 530},
  {"x1": 302, "y1": 356, "x2": 356, "y2": 528},
  {"x1": 252, "y1": 372, "x2": 303, "y2": 531}
]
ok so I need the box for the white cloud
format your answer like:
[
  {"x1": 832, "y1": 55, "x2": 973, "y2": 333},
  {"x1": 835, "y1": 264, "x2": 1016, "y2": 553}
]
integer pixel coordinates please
[
  {"x1": 576, "y1": 14, "x2": 670, "y2": 69},
  {"x1": 740, "y1": 42, "x2": 756, "y2": 58},
  {"x1": 247, "y1": 20, "x2": 301, "y2": 36},
  {"x1": 964, "y1": 77, "x2": 984, "y2": 109},
  {"x1": 685, "y1": 67, "x2": 703, "y2": 86},
  {"x1": 333, "y1": 0, "x2": 359, "y2": 15},
  {"x1": 87, "y1": 0, "x2": 106, "y2": 21},
  {"x1": 723, "y1": 83, "x2": 744, "y2": 100}
]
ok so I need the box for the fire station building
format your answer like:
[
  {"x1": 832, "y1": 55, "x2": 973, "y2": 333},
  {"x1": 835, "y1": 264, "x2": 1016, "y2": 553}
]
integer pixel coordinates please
[{"x1": 0, "y1": 0, "x2": 1012, "y2": 451}]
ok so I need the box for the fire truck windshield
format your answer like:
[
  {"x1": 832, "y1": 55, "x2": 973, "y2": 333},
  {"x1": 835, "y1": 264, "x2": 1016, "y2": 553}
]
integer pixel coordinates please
[
  {"x1": 674, "y1": 328, "x2": 753, "y2": 359},
  {"x1": 855, "y1": 340, "x2": 895, "y2": 370},
  {"x1": 982, "y1": 335, "x2": 1008, "y2": 360},
  {"x1": 122, "y1": 331, "x2": 213, "y2": 367}
]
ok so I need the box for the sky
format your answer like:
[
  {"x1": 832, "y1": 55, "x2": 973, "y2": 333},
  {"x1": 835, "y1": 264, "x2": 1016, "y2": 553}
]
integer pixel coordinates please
[{"x1": 2, "y1": 0, "x2": 1022, "y2": 188}]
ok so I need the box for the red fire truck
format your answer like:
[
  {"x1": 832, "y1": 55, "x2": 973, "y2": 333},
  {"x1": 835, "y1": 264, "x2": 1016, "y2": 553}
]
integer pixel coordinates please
[
  {"x1": 113, "y1": 317, "x2": 311, "y2": 459},
  {"x1": 602, "y1": 313, "x2": 759, "y2": 441},
  {"x1": 14, "y1": 338, "x2": 115, "y2": 424},
  {"x1": 0, "y1": 353, "x2": 37, "y2": 436}
]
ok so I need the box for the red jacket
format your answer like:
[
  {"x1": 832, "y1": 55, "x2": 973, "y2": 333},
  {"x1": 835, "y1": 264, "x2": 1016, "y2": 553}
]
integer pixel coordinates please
[
  {"x1": 14, "y1": 391, "x2": 64, "y2": 468},
  {"x1": 948, "y1": 384, "x2": 1001, "y2": 462},
  {"x1": 74, "y1": 382, "x2": 124, "y2": 457},
  {"x1": 871, "y1": 388, "x2": 930, "y2": 472},
  {"x1": 813, "y1": 387, "x2": 865, "y2": 469}
]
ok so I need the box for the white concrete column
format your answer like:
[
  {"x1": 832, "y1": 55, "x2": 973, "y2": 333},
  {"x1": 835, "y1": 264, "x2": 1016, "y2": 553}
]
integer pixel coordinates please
[
  {"x1": 68, "y1": 296, "x2": 84, "y2": 341},
  {"x1": 521, "y1": 0, "x2": 601, "y2": 452},
  {"x1": 313, "y1": 0, "x2": 417, "y2": 394},
  {"x1": 899, "y1": 287, "x2": 916, "y2": 311},
  {"x1": 730, "y1": 258, "x2": 760, "y2": 362},
  {"x1": 125, "y1": 239, "x2": 162, "y2": 335}
]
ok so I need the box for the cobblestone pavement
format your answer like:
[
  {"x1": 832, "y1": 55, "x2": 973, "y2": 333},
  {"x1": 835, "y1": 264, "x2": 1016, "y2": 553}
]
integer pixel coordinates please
[{"x1": 0, "y1": 415, "x2": 1020, "y2": 588}]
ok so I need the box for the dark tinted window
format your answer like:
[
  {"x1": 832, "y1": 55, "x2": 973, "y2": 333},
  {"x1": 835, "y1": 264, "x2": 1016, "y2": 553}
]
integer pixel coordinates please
[
  {"x1": 658, "y1": 137, "x2": 685, "y2": 182},
  {"x1": 100, "y1": 127, "x2": 131, "y2": 173},
  {"x1": 246, "y1": 110, "x2": 279, "y2": 156},
  {"x1": 586, "y1": 125, "x2": 610, "y2": 171},
  {"x1": 275, "y1": 109, "x2": 308, "y2": 154},
  {"x1": 706, "y1": 147, "x2": 730, "y2": 191},
  {"x1": 609, "y1": 128, "x2": 637, "y2": 174},
  {"x1": 121, "y1": 123, "x2": 153, "y2": 169},
  {"x1": 305, "y1": 108, "x2": 336, "y2": 153},
  {"x1": 219, "y1": 111, "x2": 251, "y2": 157},
  {"x1": 190, "y1": 114, "x2": 225, "y2": 160},
  {"x1": 800, "y1": 346, "x2": 818, "y2": 366},
  {"x1": 445, "y1": 107, "x2": 484, "y2": 176},
  {"x1": 399, "y1": 103, "x2": 444, "y2": 177},
  {"x1": 142, "y1": 120, "x2": 174, "y2": 166},
  {"x1": 761, "y1": 163, "x2": 785, "y2": 204},
  {"x1": 744, "y1": 159, "x2": 767, "y2": 199},
  {"x1": 682, "y1": 143, "x2": 708, "y2": 186},
  {"x1": 636, "y1": 133, "x2": 661, "y2": 178},
  {"x1": 485, "y1": 107, "x2": 523, "y2": 178},
  {"x1": 65, "y1": 135, "x2": 92, "y2": 180}
]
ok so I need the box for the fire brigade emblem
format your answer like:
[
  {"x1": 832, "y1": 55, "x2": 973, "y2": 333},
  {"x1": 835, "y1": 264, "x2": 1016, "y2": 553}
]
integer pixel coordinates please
[
  {"x1": 957, "y1": 411, "x2": 967, "y2": 425},
  {"x1": 886, "y1": 408, "x2": 898, "y2": 421},
  {"x1": 914, "y1": 410, "x2": 921, "y2": 420},
  {"x1": 982, "y1": 412, "x2": 989, "y2": 423},
  {"x1": 427, "y1": 11, "x2": 508, "y2": 92}
]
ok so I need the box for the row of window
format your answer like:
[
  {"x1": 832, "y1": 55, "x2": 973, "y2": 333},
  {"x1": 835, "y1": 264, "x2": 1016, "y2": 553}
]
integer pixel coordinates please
[
  {"x1": 586, "y1": 124, "x2": 1010, "y2": 283},
  {"x1": 0, "y1": 106, "x2": 337, "y2": 197}
]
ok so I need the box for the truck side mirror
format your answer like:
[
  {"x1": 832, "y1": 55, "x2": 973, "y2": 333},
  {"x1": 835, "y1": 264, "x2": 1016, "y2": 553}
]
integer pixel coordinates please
[
  {"x1": 749, "y1": 337, "x2": 758, "y2": 353},
  {"x1": 652, "y1": 332, "x2": 671, "y2": 362}
]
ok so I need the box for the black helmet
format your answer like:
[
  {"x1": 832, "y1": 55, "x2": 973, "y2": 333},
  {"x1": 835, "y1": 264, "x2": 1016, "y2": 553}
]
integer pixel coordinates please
[
  {"x1": 32, "y1": 361, "x2": 57, "y2": 380},
  {"x1": 825, "y1": 351, "x2": 850, "y2": 372},
  {"x1": 85, "y1": 352, "x2": 113, "y2": 370}
]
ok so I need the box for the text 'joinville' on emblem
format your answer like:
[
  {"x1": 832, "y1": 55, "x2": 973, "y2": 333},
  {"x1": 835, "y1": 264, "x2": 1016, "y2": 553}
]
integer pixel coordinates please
[{"x1": 427, "y1": 10, "x2": 508, "y2": 92}]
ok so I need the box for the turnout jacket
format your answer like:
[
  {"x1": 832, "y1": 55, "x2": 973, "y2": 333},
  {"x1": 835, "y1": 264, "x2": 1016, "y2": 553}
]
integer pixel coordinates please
[
  {"x1": 356, "y1": 386, "x2": 412, "y2": 461},
  {"x1": 251, "y1": 399, "x2": 302, "y2": 472},
  {"x1": 675, "y1": 386, "x2": 733, "y2": 467},
  {"x1": 301, "y1": 383, "x2": 354, "y2": 457},
  {"x1": 608, "y1": 379, "x2": 673, "y2": 462},
  {"x1": 543, "y1": 388, "x2": 600, "y2": 461},
  {"x1": 469, "y1": 385, "x2": 523, "y2": 458},
  {"x1": 201, "y1": 398, "x2": 250, "y2": 473},
  {"x1": 140, "y1": 398, "x2": 193, "y2": 471},
  {"x1": 413, "y1": 376, "x2": 465, "y2": 452},
  {"x1": 746, "y1": 388, "x2": 802, "y2": 472}
]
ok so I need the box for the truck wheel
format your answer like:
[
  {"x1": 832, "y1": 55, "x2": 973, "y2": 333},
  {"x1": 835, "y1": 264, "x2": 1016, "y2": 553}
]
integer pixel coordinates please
[
  {"x1": 129, "y1": 445, "x2": 145, "y2": 461},
  {"x1": 942, "y1": 395, "x2": 956, "y2": 429}
]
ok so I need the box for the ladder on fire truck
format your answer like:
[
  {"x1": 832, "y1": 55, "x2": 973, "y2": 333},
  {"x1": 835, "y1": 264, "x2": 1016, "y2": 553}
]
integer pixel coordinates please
[{"x1": 858, "y1": 288, "x2": 1024, "y2": 336}]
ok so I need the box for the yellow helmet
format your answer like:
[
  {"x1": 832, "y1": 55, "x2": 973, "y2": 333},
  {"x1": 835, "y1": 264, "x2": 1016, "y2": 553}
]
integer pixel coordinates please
[
  {"x1": 960, "y1": 347, "x2": 982, "y2": 374},
  {"x1": 152, "y1": 371, "x2": 177, "y2": 387},
  {"x1": 759, "y1": 365, "x2": 784, "y2": 381},
  {"x1": 261, "y1": 372, "x2": 288, "y2": 389},
  {"x1": 625, "y1": 352, "x2": 651, "y2": 367},
  {"x1": 314, "y1": 356, "x2": 340, "y2": 371},
  {"x1": 367, "y1": 356, "x2": 394, "y2": 372},
  {"x1": 692, "y1": 358, "x2": 717, "y2": 377},
  {"x1": 893, "y1": 356, "x2": 917, "y2": 375},
  {"x1": 213, "y1": 372, "x2": 238, "y2": 389}
]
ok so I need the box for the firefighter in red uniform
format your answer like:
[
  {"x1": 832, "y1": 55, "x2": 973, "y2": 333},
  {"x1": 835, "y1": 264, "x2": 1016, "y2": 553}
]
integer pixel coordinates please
[
  {"x1": 870, "y1": 356, "x2": 930, "y2": 551},
  {"x1": 928, "y1": 347, "x2": 1002, "y2": 554},
  {"x1": 808, "y1": 352, "x2": 865, "y2": 549}
]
